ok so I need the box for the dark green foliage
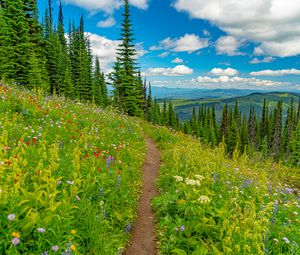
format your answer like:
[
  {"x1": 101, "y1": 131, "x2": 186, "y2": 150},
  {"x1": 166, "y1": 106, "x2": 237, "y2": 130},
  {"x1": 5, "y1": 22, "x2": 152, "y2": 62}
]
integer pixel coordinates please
[
  {"x1": 175, "y1": 97, "x2": 299, "y2": 166},
  {"x1": 92, "y1": 58, "x2": 108, "y2": 106},
  {"x1": 111, "y1": 0, "x2": 144, "y2": 116}
]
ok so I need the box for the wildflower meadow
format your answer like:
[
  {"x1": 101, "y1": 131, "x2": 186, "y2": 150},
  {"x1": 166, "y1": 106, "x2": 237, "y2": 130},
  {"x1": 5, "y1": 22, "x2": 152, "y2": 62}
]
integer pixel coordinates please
[
  {"x1": 0, "y1": 86, "x2": 146, "y2": 254},
  {"x1": 146, "y1": 125, "x2": 300, "y2": 255}
]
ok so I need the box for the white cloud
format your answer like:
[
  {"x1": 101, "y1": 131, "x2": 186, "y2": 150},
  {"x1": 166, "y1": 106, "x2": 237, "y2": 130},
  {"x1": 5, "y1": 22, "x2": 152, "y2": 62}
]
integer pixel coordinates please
[
  {"x1": 144, "y1": 65, "x2": 194, "y2": 77},
  {"x1": 151, "y1": 76, "x2": 291, "y2": 90},
  {"x1": 216, "y1": 36, "x2": 245, "y2": 56},
  {"x1": 192, "y1": 76, "x2": 283, "y2": 87},
  {"x1": 87, "y1": 32, "x2": 146, "y2": 72},
  {"x1": 63, "y1": 0, "x2": 148, "y2": 14},
  {"x1": 159, "y1": 52, "x2": 169, "y2": 58},
  {"x1": 253, "y1": 47, "x2": 265, "y2": 56},
  {"x1": 87, "y1": 32, "x2": 119, "y2": 71},
  {"x1": 97, "y1": 16, "x2": 116, "y2": 28},
  {"x1": 250, "y1": 69, "x2": 300, "y2": 76},
  {"x1": 249, "y1": 56, "x2": 274, "y2": 64},
  {"x1": 173, "y1": 0, "x2": 300, "y2": 57},
  {"x1": 151, "y1": 34, "x2": 209, "y2": 54},
  {"x1": 129, "y1": 0, "x2": 148, "y2": 9},
  {"x1": 209, "y1": 68, "x2": 239, "y2": 76},
  {"x1": 172, "y1": 57, "x2": 184, "y2": 63},
  {"x1": 135, "y1": 42, "x2": 148, "y2": 57}
]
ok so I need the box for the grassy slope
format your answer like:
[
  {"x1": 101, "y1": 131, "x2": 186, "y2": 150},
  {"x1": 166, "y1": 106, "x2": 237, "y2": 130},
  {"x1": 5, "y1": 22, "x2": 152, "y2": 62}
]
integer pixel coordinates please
[
  {"x1": 1, "y1": 86, "x2": 299, "y2": 255},
  {"x1": 145, "y1": 124, "x2": 300, "y2": 255},
  {"x1": 171, "y1": 92, "x2": 300, "y2": 121},
  {"x1": 0, "y1": 86, "x2": 146, "y2": 254}
]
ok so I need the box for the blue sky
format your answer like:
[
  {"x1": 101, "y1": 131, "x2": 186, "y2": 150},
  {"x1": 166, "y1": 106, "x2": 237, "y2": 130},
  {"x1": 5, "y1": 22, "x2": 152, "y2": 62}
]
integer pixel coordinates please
[{"x1": 38, "y1": 0, "x2": 300, "y2": 92}]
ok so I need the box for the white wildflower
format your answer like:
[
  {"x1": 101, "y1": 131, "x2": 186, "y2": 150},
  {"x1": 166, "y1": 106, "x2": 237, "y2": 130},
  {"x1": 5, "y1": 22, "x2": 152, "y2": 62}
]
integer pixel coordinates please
[
  {"x1": 174, "y1": 176, "x2": 183, "y2": 182},
  {"x1": 283, "y1": 237, "x2": 290, "y2": 244},
  {"x1": 194, "y1": 175, "x2": 205, "y2": 181},
  {"x1": 198, "y1": 195, "x2": 211, "y2": 204},
  {"x1": 185, "y1": 178, "x2": 200, "y2": 186}
]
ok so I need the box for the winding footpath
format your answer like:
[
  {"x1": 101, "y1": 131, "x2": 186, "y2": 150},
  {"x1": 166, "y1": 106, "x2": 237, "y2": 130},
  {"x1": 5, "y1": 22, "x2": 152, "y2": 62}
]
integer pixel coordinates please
[{"x1": 124, "y1": 138, "x2": 160, "y2": 255}]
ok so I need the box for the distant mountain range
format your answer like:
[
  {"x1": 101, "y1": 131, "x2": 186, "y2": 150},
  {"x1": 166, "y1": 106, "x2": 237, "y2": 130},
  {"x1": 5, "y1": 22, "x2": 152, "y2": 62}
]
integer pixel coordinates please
[
  {"x1": 159, "y1": 91, "x2": 300, "y2": 121},
  {"x1": 151, "y1": 86, "x2": 299, "y2": 100}
]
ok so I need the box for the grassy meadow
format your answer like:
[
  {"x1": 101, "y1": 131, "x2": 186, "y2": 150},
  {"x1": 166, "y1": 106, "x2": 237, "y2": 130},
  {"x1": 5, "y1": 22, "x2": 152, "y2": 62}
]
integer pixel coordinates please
[
  {"x1": 0, "y1": 86, "x2": 146, "y2": 254},
  {"x1": 145, "y1": 125, "x2": 300, "y2": 255},
  {"x1": 0, "y1": 85, "x2": 299, "y2": 254}
]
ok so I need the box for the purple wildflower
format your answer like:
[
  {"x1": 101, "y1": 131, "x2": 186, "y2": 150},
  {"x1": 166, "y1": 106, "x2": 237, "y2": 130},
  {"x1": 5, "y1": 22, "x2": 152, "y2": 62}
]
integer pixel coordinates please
[
  {"x1": 52, "y1": 245, "x2": 59, "y2": 252},
  {"x1": 7, "y1": 213, "x2": 16, "y2": 221},
  {"x1": 125, "y1": 223, "x2": 131, "y2": 233},
  {"x1": 37, "y1": 227, "x2": 46, "y2": 233},
  {"x1": 12, "y1": 237, "x2": 20, "y2": 246}
]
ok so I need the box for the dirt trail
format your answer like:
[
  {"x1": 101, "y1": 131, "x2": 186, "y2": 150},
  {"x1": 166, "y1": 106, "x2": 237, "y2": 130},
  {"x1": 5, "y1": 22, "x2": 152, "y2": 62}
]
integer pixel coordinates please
[{"x1": 124, "y1": 138, "x2": 160, "y2": 255}]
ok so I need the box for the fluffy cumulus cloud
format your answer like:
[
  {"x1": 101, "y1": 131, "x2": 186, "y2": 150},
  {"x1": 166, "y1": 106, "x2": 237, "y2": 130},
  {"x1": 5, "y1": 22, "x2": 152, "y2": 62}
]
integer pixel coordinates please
[
  {"x1": 87, "y1": 33, "x2": 119, "y2": 70},
  {"x1": 173, "y1": 0, "x2": 300, "y2": 57},
  {"x1": 249, "y1": 56, "x2": 274, "y2": 64},
  {"x1": 151, "y1": 76, "x2": 291, "y2": 90},
  {"x1": 250, "y1": 69, "x2": 300, "y2": 76},
  {"x1": 150, "y1": 34, "x2": 209, "y2": 54},
  {"x1": 192, "y1": 76, "x2": 284, "y2": 87},
  {"x1": 215, "y1": 36, "x2": 245, "y2": 56},
  {"x1": 97, "y1": 16, "x2": 116, "y2": 28},
  {"x1": 209, "y1": 68, "x2": 239, "y2": 76},
  {"x1": 172, "y1": 57, "x2": 184, "y2": 63},
  {"x1": 144, "y1": 65, "x2": 194, "y2": 76},
  {"x1": 87, "y1": 33, "x2": 146, "y2": 72},
  {"x1": 63, "y1": 0, "x2": 148, "y2": 13}
]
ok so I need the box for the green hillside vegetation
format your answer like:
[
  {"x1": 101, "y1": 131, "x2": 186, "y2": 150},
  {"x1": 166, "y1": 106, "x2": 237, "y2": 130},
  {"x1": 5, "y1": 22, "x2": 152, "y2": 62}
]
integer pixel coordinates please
[
  {"x1": 145, "y1": 125, "x2": 300, "y2": 255},
  {"x1": 0, "y1": 1, "x2": 299, "y2": 254},
  {"x1": 169, "y1": 92, "x2": 300, "y2": 121},
  {"x1": 1, "y1": 85, "x2": 299, "y2": 254},
  {"x1": 0, "y1": 85, "x2": 146, "y2": 254}
]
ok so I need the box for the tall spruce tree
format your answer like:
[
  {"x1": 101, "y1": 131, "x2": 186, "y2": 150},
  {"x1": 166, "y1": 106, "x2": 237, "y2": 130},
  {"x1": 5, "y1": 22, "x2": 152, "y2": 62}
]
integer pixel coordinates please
[{"x1": 111, "y1": 0, "x2": 144, "y2": 116}]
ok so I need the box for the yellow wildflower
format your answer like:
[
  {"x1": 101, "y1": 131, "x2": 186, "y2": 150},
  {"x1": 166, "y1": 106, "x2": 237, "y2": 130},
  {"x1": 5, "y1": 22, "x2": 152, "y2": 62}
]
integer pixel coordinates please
[
  {"x1": 12, "y1": 232, "x2": 20, "y2": 238},
  {"x1": 70, "y1": 229, "x2": 77, "y2": 235},
  {"x1": 70, "y1": 245, "x2": 76, "y2": 251}
]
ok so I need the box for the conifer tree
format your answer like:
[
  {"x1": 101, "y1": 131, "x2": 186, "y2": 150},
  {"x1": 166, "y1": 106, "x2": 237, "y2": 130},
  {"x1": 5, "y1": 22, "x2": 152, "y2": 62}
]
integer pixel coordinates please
[
  {"x1": 219, "y1": 103, "x2": 229, "y2": 142},
  {"x1": 271, "y1": 101, "x2": 283, "y2": 160},
  {"x1": 168, "y1": 101, "x2": 176, "y2": 128},
  {"x1": 111, "y1": 0, "x2": 144, "y2": 116},
  {"x1": 0, "y1": 0, "x2": 31, "y2": 85},
  {"x1": 248, "y1": 106, "x2": 257, "y2": 150},
  {"x1": 289, "y1": 121, "x2": 300, "y2": 166}
]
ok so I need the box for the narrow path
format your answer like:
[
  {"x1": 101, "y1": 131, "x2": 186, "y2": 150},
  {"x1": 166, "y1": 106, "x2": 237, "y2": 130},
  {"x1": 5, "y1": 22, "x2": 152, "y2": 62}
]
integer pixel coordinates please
[{"x1": 124, "y1": 138, "x2": 160, "y2": 255}]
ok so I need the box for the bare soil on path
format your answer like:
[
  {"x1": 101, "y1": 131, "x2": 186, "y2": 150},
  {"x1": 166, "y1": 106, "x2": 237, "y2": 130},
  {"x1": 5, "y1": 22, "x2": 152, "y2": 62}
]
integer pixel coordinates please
[{"x1": 124, "y1": 138, "x2": 160, "y2": 255}]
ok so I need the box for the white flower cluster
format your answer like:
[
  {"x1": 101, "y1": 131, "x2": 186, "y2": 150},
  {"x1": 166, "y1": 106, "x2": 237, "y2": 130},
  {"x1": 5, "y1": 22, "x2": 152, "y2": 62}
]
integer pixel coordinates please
[
  {"x1": 185, "y1": 178, "x2": 200, "y2": 186},
  {"x1": 198, "y1": 195, "x2": 211, "y2": 204},
  {"x1": 194, "y1": 175, "x2": 205, "y2": 181},
  {"x1": 174, "y1": 175, "x2": 184, "y2": 182}
]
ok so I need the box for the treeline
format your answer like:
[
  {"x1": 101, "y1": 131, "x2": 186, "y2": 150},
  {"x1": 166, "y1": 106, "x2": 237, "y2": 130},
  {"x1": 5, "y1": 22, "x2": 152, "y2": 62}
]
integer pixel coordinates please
[
  {"x1": 0, "y1": 0, "x2": 108, "y2": 105},
  {"x1": 146, "y1": 97, "x2": 300, "y2": 166}
]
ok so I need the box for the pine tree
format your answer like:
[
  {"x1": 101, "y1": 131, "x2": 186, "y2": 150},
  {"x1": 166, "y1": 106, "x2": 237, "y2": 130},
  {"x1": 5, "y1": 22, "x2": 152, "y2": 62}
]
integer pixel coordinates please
[
  {"x1": 92, "y1": 57, "x2": 108, "y2": 105},
  {"x1": 168, "y1": 101, "x2": 176, "y2": 128},
  {"x1": 289, "y1": 121, "x2": 300, "y2": 166},
  {"x1": 0, "y1": 0, "x2": 31, "y2": 85},
  {"x1": 111, "y1": 0, "x2": 143, "y2": 116},
  {"x1": 270, "y1": 101, "x2": 283, "y2": 160},
  {"x1": 190, "y1": 107, "x2": 197, "y2": 134},
  {"x1": 248, "y1": 106, "x2": 257, "y2": 150},
  {"x1": 219, "y1": 103, "x2": 229, "y2": 143}
]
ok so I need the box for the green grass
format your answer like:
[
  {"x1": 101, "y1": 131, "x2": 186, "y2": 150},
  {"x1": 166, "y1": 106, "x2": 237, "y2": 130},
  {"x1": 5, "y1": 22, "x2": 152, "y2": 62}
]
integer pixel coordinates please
[
  {"x1": 0, "y1": 86, "x2": 146, "y2": 254},
  {"x1": 1, "y1": 86, "x2": 299, "y2": 255},
  {"x1": 145, "y1": 124, "x2": 300, "y2": 255}
]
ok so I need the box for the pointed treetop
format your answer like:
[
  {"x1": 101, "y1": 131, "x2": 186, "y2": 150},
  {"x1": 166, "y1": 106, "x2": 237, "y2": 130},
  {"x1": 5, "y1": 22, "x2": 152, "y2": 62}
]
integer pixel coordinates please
[{"x1": 58, "y1": 0, "x2": 63, "y2": 26}]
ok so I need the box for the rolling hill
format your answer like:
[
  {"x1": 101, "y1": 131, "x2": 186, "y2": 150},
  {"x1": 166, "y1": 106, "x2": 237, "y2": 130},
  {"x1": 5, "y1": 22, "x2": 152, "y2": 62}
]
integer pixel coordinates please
[{"x1": 169, "y1": 92, "x2": 300, "y2": 121}]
